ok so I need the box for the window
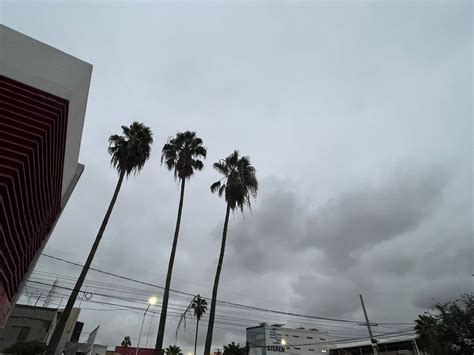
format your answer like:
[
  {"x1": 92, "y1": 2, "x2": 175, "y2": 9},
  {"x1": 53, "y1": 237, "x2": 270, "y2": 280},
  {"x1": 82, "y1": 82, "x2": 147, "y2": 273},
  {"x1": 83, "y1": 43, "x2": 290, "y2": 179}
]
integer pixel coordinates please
[
  {"x1": 319, "y1": 338, "x2": 326, "y2": 341},
  {"x1": 306, "y1": 337, "x2": 313, "y2": 339},
  {"x1": 308, "y1": 349, "x2": 315, "y2": 352},
  {"x1": 294, "y1": 347, "x2": 301, "y2": 350},
  {"x1": 15, "y1": 326, "x2": 30, "y2": 341},
  {"x1": 292, "y1": 335, "x2": 299, "y2": 338}
]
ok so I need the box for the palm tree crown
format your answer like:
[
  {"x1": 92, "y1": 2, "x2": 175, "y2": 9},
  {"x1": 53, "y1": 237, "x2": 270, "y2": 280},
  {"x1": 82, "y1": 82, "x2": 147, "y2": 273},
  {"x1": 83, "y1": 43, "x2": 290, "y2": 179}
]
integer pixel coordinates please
[
  {"x1": 165, "y1": 345, "x2": 182, "y2": 355},
  {"x1": 121, "y1": 336, "x2": 132, "y2": 347},
  {"x1": 161, "y1": 131, "x2": 207, "y2": 180},
  {"x1": 191, "y1": 294, "x2": 208, "y2": 321},
  {"x1": 210, "y1": 151, "x2": 258, "y2": 211},
  {"x1": 108, "y1": 121, "x2": 153, "y2": 176}
]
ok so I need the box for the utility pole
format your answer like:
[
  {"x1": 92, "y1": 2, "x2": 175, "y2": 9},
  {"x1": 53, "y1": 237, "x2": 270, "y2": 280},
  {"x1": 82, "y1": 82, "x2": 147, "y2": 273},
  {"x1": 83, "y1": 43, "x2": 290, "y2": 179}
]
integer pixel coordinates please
[
  {"x1": 359, "y1": 295, "x2": 378, "y2": 355},
  {"x1": 43, "y1": 279, "x2": 58, "y2": 307}
]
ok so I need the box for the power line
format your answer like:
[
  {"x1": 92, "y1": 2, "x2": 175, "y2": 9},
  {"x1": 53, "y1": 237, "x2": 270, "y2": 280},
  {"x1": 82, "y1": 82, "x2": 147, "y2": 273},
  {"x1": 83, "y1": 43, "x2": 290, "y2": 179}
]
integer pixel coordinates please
[
  {"x1": 23, "y1": 277, "x2": 414, "y2": 344},
  {"x1": 41, "y1": 253, "x2": 412, "y2": 326},
  {"x1": 26, "y1": 269, "x2": 414, "y2": 342}
]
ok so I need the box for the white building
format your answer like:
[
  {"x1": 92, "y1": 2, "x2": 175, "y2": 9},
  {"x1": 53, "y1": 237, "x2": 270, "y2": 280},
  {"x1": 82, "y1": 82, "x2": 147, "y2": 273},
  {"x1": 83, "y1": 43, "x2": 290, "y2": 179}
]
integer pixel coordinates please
[
  {"x1": 247, "y1": 323, "x2": 331, "y2": 355},
  {"x1": 329, "y1": 334, "x2": 422, "y2": 355}
]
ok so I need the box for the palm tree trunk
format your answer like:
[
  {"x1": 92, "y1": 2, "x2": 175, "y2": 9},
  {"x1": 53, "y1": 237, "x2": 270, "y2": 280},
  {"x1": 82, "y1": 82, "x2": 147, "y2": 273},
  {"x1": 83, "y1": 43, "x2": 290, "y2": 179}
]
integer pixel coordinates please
[
  {"x1": 46, "y1": 170, "x2": 126, "y2": 355},
  {"x1": 194, "y1": 318, "x2": 200, "y2": 355},
  {"x1": 204, "y1": 202, "x2": 231, "y2": 355},
  {"x1": 155, "y1": 178, "x2": 186, "y2": 355}
]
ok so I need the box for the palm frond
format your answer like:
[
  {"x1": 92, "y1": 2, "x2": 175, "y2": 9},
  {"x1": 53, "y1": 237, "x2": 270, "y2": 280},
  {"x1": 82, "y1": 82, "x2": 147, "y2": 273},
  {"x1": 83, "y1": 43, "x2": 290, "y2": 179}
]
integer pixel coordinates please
[
  {"x1": 213, "y1": 161, "x2": 228, "y2": 175},
  {"x1": 193, "y1": 160, "x2": 204, "y2": 171},
  {"x1": 210, "y1": 181, "x2": 221, "y2": 193},
  {"x1": 194, "y1": 145, "x2": 207, "y2": 158},
  {"x1": 174, "y1": 296, "x2": 195, "y2": 344},
  {"x1": 210, "y1": 151, "x2": 258, "y2": 212},
  {"x1": 218, "y1": 184, "x2": 226, "y2": 197}
]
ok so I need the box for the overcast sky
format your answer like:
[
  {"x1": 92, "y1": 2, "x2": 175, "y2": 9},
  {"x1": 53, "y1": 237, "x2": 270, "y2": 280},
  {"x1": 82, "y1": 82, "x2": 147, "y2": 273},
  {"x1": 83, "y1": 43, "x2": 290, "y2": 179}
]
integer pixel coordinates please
[{"x1": 2, "y1": 0, "x2": 472, "y2": 352}]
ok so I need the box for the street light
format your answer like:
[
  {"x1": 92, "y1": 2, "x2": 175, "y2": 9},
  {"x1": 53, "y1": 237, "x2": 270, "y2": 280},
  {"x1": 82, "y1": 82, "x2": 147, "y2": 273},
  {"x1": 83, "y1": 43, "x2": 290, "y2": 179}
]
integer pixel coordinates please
[{"x1": 136, "y1": 297, "x2": 158, "y2": 355}]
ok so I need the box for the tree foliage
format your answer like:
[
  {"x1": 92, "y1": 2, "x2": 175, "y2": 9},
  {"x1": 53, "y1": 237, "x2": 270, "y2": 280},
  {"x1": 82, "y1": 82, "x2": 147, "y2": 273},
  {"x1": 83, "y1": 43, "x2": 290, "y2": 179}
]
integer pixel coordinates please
[
  {"x1": 192, "y1": 294, "x2": 208, "y2": 321},
  {"x1": 108, "y1": 121, "x2": 153, "y2": 176},
  {"x1": 165, "y1": 345, "x2": 182, "y2": 355},
  {"x1": 223, "y1": 342, "x2": 244, "y2": 355},
  {"x1": 210, "y1": 151, "x2": 258, "y2": 212},
  {"x1": 121, "y1": 336, "x2": 132, "y2": 347},
  {"x1": 161, "y1": 131, "x2": 207, "y2": 180},
  {"x1": 4, "y1": 340, "x2": 47, "y2": 354},
  {"x1": 415, "y1": 293, "x2": 473, "y2": 355}
]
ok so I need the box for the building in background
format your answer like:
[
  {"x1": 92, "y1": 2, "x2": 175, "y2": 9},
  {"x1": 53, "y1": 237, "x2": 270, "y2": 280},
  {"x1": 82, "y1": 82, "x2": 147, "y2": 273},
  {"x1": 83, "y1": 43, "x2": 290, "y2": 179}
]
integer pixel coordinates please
[
  {"x1": 64, "y1": 343, "x2": 107, "y2": 355},
  {"x1": 247, "y1": 323, "x2": 331, "y2": 355},
  {"x1": 0, "y1": 304, "x2": 80, "y2": 352},
  {"x1": 112, "y1": 346, "x2": 155, "y2": 355},
  {"x1": 0, "y1": 24, "x2": 92, "y2": 327},
  {"x1": 329, "y1": 334, "x2": 422, "y2": 355}
]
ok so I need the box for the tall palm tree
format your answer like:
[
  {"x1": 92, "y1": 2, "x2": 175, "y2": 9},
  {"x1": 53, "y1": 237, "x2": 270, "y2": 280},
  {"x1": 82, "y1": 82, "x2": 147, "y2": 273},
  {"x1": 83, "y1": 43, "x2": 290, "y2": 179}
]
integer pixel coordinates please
[
  {"x1": 155, "y1": 131, "x2": 207, "y2": 354},
  {"x1": 165, "y1": 345, "x2": 182, "y2": 355},
  {"x1": 191, "y1": 295, "x2": 208, "y2": 355},
  {"x1": 204, "y1": 151, "x2": 258, "y2": 355},
  {"x1": 46, "y1": 122, "x2": 153, "y2": 354}
]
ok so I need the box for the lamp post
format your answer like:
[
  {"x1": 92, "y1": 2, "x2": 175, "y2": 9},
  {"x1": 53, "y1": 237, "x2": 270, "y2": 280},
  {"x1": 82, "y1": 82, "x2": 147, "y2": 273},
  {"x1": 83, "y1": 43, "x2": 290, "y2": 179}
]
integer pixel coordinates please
[{"x1": 136, "y1": 296, "x2": 158, "y2": 355}]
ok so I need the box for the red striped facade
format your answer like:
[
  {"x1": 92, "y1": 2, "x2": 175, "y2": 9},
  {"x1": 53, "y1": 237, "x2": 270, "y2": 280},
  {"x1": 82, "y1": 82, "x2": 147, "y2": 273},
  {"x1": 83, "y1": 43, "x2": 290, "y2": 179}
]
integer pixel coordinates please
[{"x1": 0, "y1": 75, "x2": 69, "y2": 322}]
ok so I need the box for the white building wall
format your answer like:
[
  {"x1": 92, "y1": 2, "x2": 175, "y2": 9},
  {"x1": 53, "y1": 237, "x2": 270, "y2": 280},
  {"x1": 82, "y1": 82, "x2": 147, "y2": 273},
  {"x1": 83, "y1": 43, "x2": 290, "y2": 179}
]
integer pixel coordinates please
[{"x1": 248, "y1": 324, "x2": 331, "y2": 355}]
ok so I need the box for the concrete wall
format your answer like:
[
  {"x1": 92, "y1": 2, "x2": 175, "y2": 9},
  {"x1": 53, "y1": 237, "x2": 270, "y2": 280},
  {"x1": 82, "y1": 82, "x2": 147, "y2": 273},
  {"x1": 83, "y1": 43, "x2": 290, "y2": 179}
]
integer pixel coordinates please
[
  {"x1": 0, "y1": 305, "x2": 80, "y2": 352},
  {"x1": 91, "y1": 344, "x2": 108, "y2": 355},
  {"x1": 0, "y1": 305, "x2": 56, "y2": 350},
  {"x1": 64, "y1": 342, "x2": 108, "y2": 355}
]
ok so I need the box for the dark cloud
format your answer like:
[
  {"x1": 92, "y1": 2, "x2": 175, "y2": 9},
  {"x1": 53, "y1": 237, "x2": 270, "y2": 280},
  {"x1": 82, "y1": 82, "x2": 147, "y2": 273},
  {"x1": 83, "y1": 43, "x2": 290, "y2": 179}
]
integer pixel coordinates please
[
  {"x1": 289, "y1": 275, "x2": 363, "y2": 320},
  {"x1": 412, "y1": 277, "x2": 473, "y2": 309},
  {"x1": 226, "y1": 180, "x2": 306, "y2": 273},
  {"x1": 228, "y1": 165, "x2": 449, "y2": 273},
  {"x1": 304, "y1": 166, "x2": 449, "y2": 269},
  {"x1": 225, "y1": 164, "x2": 471, "y2": 325}
]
